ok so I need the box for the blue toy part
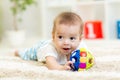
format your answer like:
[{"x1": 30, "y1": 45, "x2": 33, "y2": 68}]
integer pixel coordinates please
[
  {"x1": 70, "y1": 50, "x2": 80, "y2": 71},
  {"x1": 117, "y1": 21, "x2": 120, "y2": 39},
  {"x1": 70, "y1": 48, "x2": 94, "y2": 71}
]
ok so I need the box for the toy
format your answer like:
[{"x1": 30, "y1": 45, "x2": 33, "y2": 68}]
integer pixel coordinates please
[
  {"x1": 70, "y1": 48, "x2": 94, "y2": 71},
  {"x1": 117, "y1": 21, "x2": 120, "y2": 39}
]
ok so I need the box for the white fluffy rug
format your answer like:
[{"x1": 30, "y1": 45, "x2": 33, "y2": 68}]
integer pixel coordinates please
[{"x1": 0, "y1": 40, "x2": 120, "y2": 80}]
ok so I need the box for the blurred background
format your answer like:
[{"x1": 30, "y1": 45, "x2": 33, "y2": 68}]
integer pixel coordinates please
[{"x1": 0, "y1": 0, "x2": 120, "y2": 53}]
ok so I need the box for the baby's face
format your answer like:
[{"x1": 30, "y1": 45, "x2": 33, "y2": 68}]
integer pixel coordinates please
[{"x1": 53, "y1": 24, "x2": 81, "y2": 56}]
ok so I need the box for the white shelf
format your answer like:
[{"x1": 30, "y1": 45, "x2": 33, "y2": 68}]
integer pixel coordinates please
[
  {"x1": 39, "y1": 0, "x2": 120, "y2": 39},
  {"x1": 47, "y1": 3, "x2": 75, "y2": 9},
  {"x1": 47, "y1": 1, "x2": 105, "y2": 9},
  {"x1": 77, "y1": 1, "x2": 105, "y2": 5}
]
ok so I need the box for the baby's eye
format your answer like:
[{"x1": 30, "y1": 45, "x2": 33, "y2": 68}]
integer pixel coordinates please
[
  {"x1": 58, "y1": 36, "x2": 63, "y2": 39},
  {"x1": 70, "y1": 37, "x2": 76, "y2": 41}
]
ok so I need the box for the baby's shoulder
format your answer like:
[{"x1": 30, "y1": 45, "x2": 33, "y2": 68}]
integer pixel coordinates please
[{"x1": 37, "y1": 40, "x2": 56, "y2": 52}]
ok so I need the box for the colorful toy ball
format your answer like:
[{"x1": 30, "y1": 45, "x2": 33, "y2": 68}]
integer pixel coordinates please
[{"x1": 70, "y1": 48, "x2": 94, "y2": 71}]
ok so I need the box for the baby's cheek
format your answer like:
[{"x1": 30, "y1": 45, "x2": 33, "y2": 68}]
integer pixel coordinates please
[
  {"x1": 72, "y1": 45, "x2": 78, "y2": 51},
  {"x1": 74, "y1": 42, "x2": 79, "y2": 48}
]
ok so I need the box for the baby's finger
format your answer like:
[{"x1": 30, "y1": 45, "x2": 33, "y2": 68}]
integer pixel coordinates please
[{"x1": 67, "y1": 61, "x2": 73, "y2": 65}]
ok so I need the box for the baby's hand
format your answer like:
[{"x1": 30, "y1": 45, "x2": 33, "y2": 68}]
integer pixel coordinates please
[{"x1": 63, "y1": 61, "x2": 73, "y2": 70}]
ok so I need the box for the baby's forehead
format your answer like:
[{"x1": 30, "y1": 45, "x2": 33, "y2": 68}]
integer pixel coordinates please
[
  {"x1": 55, "y1": 25, "x2": 80, "y2": 34},
  {"x1": 56, "y1": 23, "x2": 81, "y2": 28},
  {"x1": 55, "y1": 24, "x2": 80, "y2": 31}
]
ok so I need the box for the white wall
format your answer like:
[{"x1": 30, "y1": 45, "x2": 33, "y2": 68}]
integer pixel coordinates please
[
  {"x1": 1, "y1": 0, "x2": 43, "y2": 39},
  {"x1": 0, "y1": 1, "x2": 3, "y2": 40}
]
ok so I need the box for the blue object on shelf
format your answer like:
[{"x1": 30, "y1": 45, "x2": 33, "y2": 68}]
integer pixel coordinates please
[{"x1": 117, "y1": 21, "x2": 120, "y2": 39}]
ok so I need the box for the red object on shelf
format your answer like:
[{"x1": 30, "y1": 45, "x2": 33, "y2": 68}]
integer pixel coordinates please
[{"x1": 84, "y1": 21, "x2": 103, "y2": 39}]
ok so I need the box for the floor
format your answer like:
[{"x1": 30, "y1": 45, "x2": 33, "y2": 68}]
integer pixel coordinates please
[{"x1": 0, "y1": 39, "x2": 120, "y2": 80}]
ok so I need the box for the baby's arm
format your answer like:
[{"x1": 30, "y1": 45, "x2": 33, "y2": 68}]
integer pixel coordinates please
[{"x1": 46, "y1": 56, "x2": 73, "y2": 70}]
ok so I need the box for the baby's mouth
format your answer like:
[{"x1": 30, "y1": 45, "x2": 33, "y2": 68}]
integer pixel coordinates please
[{"x1": 63, "y1": 48, "x2": 70, "y2": 51}]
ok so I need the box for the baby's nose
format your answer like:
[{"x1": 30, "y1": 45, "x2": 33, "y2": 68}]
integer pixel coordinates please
[{"x1": 63, "y1": 39, "x2": 70, "y2": 45}]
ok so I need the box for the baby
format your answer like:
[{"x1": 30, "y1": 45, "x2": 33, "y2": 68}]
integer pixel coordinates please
[{"x1": 15, "y1": 12, "x2": 93, "y2": 70}]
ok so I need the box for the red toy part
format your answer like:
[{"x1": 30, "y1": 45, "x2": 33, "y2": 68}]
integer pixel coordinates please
[
  {"x1": 80, "y1": 52, "x2": 87, "y2": 57},
  {"x1": 84, "y1": 21, "x2": 103, "y2": 39}
]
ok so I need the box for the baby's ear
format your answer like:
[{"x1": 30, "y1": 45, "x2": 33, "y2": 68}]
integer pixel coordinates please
[
  {"x1": 52, "y1": 32, "x2": 55, "y2": 39},
  {"x1": 79, "y1": 35, "x2": 83, "y2": 40}
]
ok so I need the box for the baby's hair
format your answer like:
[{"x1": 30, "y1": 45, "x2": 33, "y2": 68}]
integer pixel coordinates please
[{"x1": 52, "y1": 12, "x2": 83, "y2": 37}]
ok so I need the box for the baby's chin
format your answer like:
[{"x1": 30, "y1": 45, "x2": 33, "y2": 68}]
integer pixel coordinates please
[{"x1": 60, "y1": 50, "x2": 71, "y2": 55}]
